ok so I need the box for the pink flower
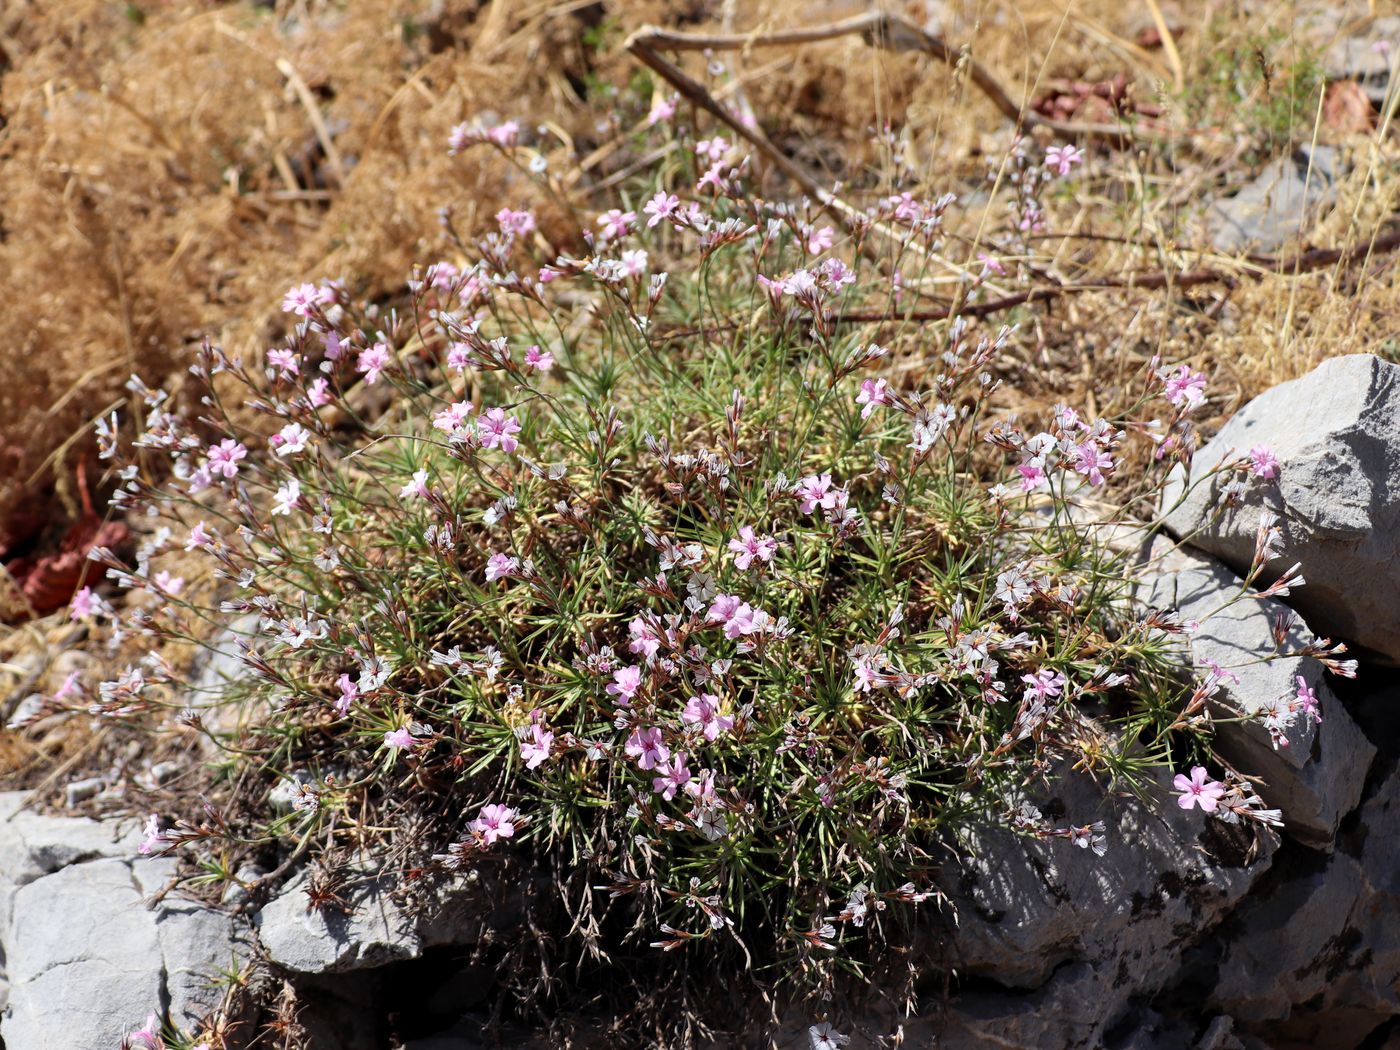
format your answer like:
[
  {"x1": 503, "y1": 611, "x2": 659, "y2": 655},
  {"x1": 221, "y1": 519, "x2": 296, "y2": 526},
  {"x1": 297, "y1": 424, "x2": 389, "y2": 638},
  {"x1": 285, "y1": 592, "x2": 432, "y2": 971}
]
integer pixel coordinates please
[
  {"x1": 606, "y1": 665, "x2": 643, "y2": 703},
  {"x1": 307, "y1": 377, "x2": 331, "y2": 407},
  {"x1": 206, "y1": 439, "x2": 247, "y2": 479},
  {"x1": 643, "y1": 191, "x2": 681, "y2": 228},
  {"x1": 520, "y1": 723, "x2": 554, "y2": 770},
  {"x1": 629, "y1": 617, "x2": 662, "y2": 662},
  {"x1": 487, "y1": 120, "x2": 520, "y2": 147},
  {"x1": 334, "y1": 673, "x2": 357, "y2": 716},
  {"x1": 682, "y1": 693, "x2": 734, "y2": 741},
  {"x1": 794, "y1": 473, "x2": 838, "y2": 514},
  {"x1": 728, "y1": 526, "x2": 778, "y2": 570},
  {"x1": 1016, "y1": 462, "x2": 1046, "y2": 492},
  {"x1": 496, "y1": 207, "x2": 536, "y2": 238},
  {"x1": 625, "y1": 726, "x2": 670, "y2": 770},
  {"x1": 485, "y1": 552, "x2": 519, "y2": 583},
  {"x1": 651, "y1": 752, "x2": 692, "y2": 800},
  {"x1": 1072, "y1": 441, "x2": 1112, "y2": 486},
  {"x1": 281, "y1": 282, "x2": 329, "y2": 317},
  {"x1": 399, "y1": 469, "x2": 430, "y2": 500},
  {"x1": 977, "y1": 252, "x2": 1005, "y2": 276},
  {"x1": 433, "y1": 400, "x2": 474, "y2": 434},
  {"x1": 384, "y1": 726, "x2": 417, "y2": 751},
  {"x1": 1045, "y1": 144, "x2": 1084, "y2": 176},
  {"x1": 267, "y1": 348, "x2": 300, "y2": 377},
  {"x1": 1249, "y1": 444, "x2": 1279, "y2": 480},
  {"x1": 184, "y1": 521, "x2": 212, "y2": 551},
  {"x1": 125, "y1": 1012, "x2": 165, "y2": 1050},
  {"x1": 856, "y1": 378, "x2": 889, "y2": 419},
  {"x1": 70, "y1": 586, "x2": 96, "y2": 620},
  {"x1": 272, "y1": 422, "x2": 311, "y2": 457},
  {"x1": 272, "y1": 479, "x2": 301, "y2": 516},
  {"x1": 138, "y1": 814, "x2": 167, "y2": 856},
  {"x1": 1021, "y1": 669, "x2": 1067, "y2": 703},
  {"x1": 524, "y1": 345, "x2": 554, "y2": 372},
  {"x1": 806, "y1": 225, "x2": 835, "y2": 254},
  {"x1": 357, "y1": 342, "x2": 392, "y2": 385},
  {"x1": 472, "y1": 803, "x2": 520, "y2": 845},
  {"x1": 620, "y1": 249, "x2": 649, "y2": 277},
  {"x1": 1294, "y1": 675, "x2": 1322, "y2": 724},
  {"x1": 1163, "y1": 365, "x2": 1206, "y2": 410},
  {"x1": 646, "y1": 92, "x2": 677, "y2": 126},
  {"x1": 477, "y1": 407, "x2": 522, "y2": 452},
  {"x1": 596, "y1": 209, "x2": 635, "y2": 240},
  {"x1": 695, "y1": 136, "x2": 729, "y2": 162},
  {"x1": 1173, "y1": 766, "x2": 1225, "y2": 812}
]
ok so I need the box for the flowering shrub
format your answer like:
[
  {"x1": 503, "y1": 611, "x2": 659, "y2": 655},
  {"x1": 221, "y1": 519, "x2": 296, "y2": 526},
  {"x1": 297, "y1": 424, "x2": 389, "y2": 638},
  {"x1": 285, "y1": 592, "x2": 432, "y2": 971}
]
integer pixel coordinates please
[{"x1": 60, "y1": 114, "x2": 1355, "y2": 1038}]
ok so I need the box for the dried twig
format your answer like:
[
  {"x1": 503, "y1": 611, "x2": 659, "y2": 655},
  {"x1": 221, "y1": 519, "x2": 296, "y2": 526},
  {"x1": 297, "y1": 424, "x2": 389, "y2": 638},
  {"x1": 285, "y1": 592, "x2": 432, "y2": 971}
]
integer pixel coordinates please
[{"x1": 626, "y1": 12, "x2": 1169, "y2": 150}]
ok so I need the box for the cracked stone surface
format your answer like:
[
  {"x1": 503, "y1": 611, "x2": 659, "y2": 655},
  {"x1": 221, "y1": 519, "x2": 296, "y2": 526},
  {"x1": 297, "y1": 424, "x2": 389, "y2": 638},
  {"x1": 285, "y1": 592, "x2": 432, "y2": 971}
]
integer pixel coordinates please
[
  {"x1": 1140, "y1": 539, "x2": 1375, "y2": 848},
  {"x1": 1162, "y1": 353, "x2": 1400, "y2": 666},
  {"x1": 0, "y1": 795, "x2": 247, "y2": 1050},
  {"x1": 935, "y1": 769, "x2": 1276, "y2": 1048}
]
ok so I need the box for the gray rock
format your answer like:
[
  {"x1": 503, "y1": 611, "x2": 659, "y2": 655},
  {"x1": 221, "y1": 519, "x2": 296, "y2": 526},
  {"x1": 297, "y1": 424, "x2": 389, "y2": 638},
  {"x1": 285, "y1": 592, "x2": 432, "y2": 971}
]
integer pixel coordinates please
[
  {"x1": 1210, "y1": 773, "x2": 1400, "y2": 1047},
  {"x1": 4, "y1": 857, "x2": 246, "y2": 1048},
  {"x1": 0, "y1": 798, "x2": 248, "y2": 1049},
  {"x1": 1206, "y1": 146, "x2": 1340, "y2": 252},
  {"x1": 1325, "y1": 16, "x2": 1400, "y2": 103},
  {"x1": 256, "y1": 870, "x2": 423, "y2": 975},
  {"x1": 256, "y1": 862, "x2": 507, "y2": 976},
  {"x1": 64, "y1": 776, "x2": 105, "y2": 808},
  {"x1": 938, "y1": 769, "x2": 1275, "y2": 1047},
  {"x1": 1162, "y1": 353, "x2": 1400, "y2": 666},
  {"x1": 1140, "y1": 540, "x2": 1375, "y2": 848}
]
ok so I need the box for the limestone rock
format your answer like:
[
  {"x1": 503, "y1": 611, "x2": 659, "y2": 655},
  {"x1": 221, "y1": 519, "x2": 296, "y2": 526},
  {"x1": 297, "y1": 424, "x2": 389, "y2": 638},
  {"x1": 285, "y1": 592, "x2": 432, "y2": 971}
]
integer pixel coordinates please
[
  {"x1": 1206, "y1": 146, "x2": 1340, "y2": 252},
  {"x1": 3, "y1": 856, "x2": 244, "y2": 1050},
  {"x1": 1140, "y1": 540, "x2": 1375, "y2": 848},
  {"x1": 256, "y1": 870, "x2": 423, "y2": 975},
  {"x1": 1162, "y1": 354, "x2": 1400, "y2": 665},
  {"x1": 1209, "y1": 773, "x2": 1400, "y2": 1047},
  {"x1": 938, "y1": 769, "x2": 1275, "y2": 1046}
]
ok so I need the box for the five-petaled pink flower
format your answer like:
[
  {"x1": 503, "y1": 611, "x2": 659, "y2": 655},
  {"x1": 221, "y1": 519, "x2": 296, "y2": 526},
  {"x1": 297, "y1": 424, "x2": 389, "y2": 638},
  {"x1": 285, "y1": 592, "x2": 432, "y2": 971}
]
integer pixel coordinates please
[
  {"x1": 496, "y1": 208, "x2": 536, "y2": 238},
  {"x1": 524, "y1": 345, "x2": 555, "y2": 372},
  {"x1": 433, "y1": 400, "x2": 474, "y2": 434},
  {"x1": 728, "y1": 526, "x2": 778, "y2": 570},
  {"x1": 856, "y1": 378, "x2": 890, "y2": 419},
  {"x1": 485, "y1": 552, "x2": 519, "y2": 583},
  {"x1": 206, "y1": 439, "x2": 247, "y2": 479},
  {"x1": 625, "y1": 726, "x2": 671, "y2": 770},
  {"x1": 596, "y1": 209, "x2": 635, "y2": 240},
  {"x1": 520, "y1": 723, "x2": 554, "y2": 770},
  {"x1": 384, "y1": 725, "x2": 417, "y2": 751},
  {"x1": 281, "y1": 282, "x2": 330, "y2": 317},
  {"x1": 1294, "y1": 675, "x2": 1322, "y2": 724},
  {"x1": 1249, "y1": 444, "x2": 1279, "y2": 480},
  {"x1": 682, "y1": 693, "x2": 734, "y2": 741},
  {"x1": 472, "y1": 803, "x2": 520, "y2": 846},
  {"x1": 643, "y1": 191, "x2": 681, "y2": 228},
  {"x1": 478, "y1": 407, "x2": 522, "y2": 452},
  {"x1": 1163, "y1": 365, "x2": 1206, "y2": 410},
  {"x1": 1073, "y1": 442, "x2": 1112, "y2": 486},
  {"x1": 606, "y1": 665, "x2": 643, "y2": 704},
  {"x1": 1045, "y1": 144, "x2": 1084, "y2": 176},
  {"x1": 357, "y1": 343, "x2": 392, "y2": 385},
  {"x1": 651, "y1": 752, "x2": 692, "y2": 800},
  {"x1": 794, "y1": 473, "x2": 838, "y2": 514},
  {"x1": 1174, "y1": 766, "x2": 1225, "y2": 812}
]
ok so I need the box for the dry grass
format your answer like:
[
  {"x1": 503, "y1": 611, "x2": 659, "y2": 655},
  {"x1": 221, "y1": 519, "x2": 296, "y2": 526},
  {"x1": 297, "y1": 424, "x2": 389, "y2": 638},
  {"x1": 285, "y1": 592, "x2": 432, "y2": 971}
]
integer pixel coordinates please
[{"x1": 1, "y1": 0, "x2": 1398, "y2": 787}]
